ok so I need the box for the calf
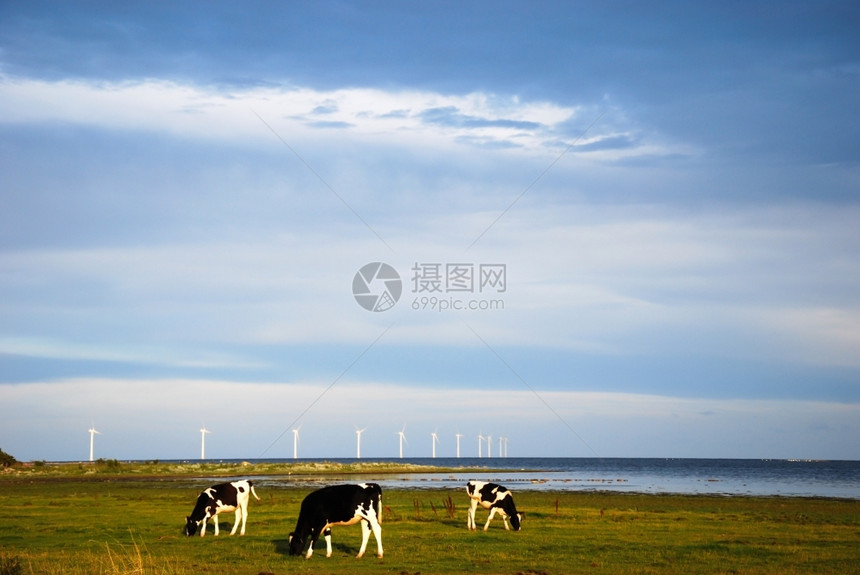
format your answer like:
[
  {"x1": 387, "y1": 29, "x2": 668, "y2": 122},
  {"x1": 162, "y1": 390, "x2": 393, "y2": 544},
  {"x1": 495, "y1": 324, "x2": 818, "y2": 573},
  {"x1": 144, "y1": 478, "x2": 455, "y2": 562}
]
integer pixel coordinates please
[
  {"x1": 466, "y1": 480, "x2": 522, "y2": 531},
  {"x1": 184, "y1": 480, "x2": 260, "y2": 537},
  {"x1": 288, "y1": 483, "x2": 383, "y2": 559}
]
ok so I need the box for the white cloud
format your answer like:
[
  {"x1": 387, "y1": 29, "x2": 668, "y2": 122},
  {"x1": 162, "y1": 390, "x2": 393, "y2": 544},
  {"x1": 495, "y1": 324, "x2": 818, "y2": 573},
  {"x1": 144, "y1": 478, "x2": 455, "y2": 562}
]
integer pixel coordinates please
[
  {"x1": 0, "y1": 75, "x2": 667, "y2": 159},
  {"x1": 2, "y1": 200, "x2": 858, "y2": 367},
  {"x1": 758, "y1": 307, "x2": 860, "y2": 368}
]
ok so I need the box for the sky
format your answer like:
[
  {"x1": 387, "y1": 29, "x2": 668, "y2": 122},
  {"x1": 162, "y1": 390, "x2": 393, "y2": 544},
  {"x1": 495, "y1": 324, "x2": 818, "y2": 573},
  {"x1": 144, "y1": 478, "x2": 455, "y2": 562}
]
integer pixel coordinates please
[{"x1": 1, "y1": 1, "x2": 859, "y2": 462}]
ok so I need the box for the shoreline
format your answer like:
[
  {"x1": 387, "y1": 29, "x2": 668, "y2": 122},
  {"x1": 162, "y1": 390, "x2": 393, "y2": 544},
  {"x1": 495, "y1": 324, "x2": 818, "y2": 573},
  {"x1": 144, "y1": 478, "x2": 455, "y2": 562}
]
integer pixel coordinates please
[{"x1": 3, "y1": 459, "x2": 858, "y2": 500}]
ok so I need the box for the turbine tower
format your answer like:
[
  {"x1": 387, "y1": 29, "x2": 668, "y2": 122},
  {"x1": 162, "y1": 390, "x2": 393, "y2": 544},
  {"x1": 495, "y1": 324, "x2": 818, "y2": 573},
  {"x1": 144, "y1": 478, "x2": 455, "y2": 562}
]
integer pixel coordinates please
[
  {"x1": 477, "y1": 433, "x2": 484, "y2": 458},
  {"x1": 455, "y1": 433, "x2": 464, "y2": 458},
  {"x1": 292, "y1": 426, "x2": 301, "y2": 459},
  {"x1": 430, "y1": 431, "x2": 439, "y2": 458},
  {"x1": 397, "y1": 426, "x2": 407, "y2": 458},
  {"x1": 200, "y1": 427, "x2": 211, "y2": 460},
  {"x1": 355, "y1": 428, "x2": 366, "y2": 459},
  {"x1": 487, "y1": 434, "x2": 493, "y2": 458},
  {"x1": 88, "y1": 424, "x2": 100, "y2": 462}
]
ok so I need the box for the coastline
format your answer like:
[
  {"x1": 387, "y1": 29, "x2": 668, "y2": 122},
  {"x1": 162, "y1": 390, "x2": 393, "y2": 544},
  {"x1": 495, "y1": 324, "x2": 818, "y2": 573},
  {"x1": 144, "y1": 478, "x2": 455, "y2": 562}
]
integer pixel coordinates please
[{"x1": 4, "y1": 457, "x2": 859, "y2": 499}]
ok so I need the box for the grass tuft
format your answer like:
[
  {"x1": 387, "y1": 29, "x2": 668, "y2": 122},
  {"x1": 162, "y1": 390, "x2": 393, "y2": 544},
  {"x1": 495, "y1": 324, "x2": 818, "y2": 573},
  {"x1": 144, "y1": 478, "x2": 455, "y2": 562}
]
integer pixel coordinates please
[
  {"x1": 0, "y1": 554, "x2": 23, "y2": 575},
  {"x1": 96, "y1": 532, "x2": 182, "y2": 575}
]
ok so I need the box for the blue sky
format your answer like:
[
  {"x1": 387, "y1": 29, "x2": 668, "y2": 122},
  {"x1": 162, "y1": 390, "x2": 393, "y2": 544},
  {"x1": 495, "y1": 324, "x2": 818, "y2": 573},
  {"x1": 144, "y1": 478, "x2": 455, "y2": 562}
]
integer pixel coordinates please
[{"x1": 1, "y1": 1, "x2": 859, "y2": 461}]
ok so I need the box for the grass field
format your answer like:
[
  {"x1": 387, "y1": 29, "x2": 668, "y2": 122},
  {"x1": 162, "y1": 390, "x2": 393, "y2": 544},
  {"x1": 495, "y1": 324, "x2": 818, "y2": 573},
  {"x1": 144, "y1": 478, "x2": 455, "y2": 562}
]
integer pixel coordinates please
[{"x1": 1, "y1": 462, "x2": 858, "y2": 574}]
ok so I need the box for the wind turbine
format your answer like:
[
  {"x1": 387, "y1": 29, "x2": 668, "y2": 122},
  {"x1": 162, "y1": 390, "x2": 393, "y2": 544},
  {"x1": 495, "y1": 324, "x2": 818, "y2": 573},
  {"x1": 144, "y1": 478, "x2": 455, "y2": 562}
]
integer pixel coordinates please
[
  {"x1": 88, "y1": 423, "x2": 100, "y2": 462},
  {"x1": 430, "y1": 431, "x2": 439, "y2": 458},
  {"x1": 355, "y1": 427, "x2": 366, "y2": 459},
  {"x1": 499, "y1": 436, "x2": 504, "y2": 458},
  {"x1": 487, "y1": 434, "x2": 493, "y2": 458},
  {"x1": 455, "y1": 433, "x2": 464, "y2": 458},
  {"x1": 292, "y1": 426, "x2": 301, "y2": 460},
  {"x1": 397, "y1": 426, "x2": 407, "y2": 458},
  {"x1": 477, "y1": 433, "x2": 484, "y2": 458},
  {"x1": 200, "y1": 426, "x2": 211, "y2": 460}
]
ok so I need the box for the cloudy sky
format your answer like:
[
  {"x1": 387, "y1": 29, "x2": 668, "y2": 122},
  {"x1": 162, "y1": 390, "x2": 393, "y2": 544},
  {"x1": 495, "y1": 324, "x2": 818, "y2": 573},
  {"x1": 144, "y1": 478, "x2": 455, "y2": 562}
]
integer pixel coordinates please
[{"x1": 1, "y1": 1, "x2": 858, "y2": 462}]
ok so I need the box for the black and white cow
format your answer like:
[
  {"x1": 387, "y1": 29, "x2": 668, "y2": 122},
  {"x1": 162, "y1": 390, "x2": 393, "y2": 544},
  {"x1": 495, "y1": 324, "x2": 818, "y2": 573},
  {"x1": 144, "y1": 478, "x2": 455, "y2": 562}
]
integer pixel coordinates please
[
  {"x1": 184, "y1": 480, "x2": 260, "y2": 537},
  {"x1": 288, "y1": 483, "x2": 383, "y2": 559},
  {"x1": 466, "y1": 480, "x2": 522, "y2": 531}
]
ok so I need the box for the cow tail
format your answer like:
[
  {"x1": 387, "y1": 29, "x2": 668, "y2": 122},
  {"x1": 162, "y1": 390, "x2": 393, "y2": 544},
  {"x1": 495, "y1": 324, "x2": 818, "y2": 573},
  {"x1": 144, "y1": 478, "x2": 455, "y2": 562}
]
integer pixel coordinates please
[{"x1": 377, "y1": 488, "x2": 383, "y2": 524}]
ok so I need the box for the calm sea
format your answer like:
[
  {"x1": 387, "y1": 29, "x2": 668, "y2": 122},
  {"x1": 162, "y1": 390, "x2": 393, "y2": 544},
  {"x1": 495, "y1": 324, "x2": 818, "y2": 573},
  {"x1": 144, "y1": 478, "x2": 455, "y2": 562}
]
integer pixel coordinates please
[{"x1": 234, "y1": 457, "x2": 860, "y2": 499}]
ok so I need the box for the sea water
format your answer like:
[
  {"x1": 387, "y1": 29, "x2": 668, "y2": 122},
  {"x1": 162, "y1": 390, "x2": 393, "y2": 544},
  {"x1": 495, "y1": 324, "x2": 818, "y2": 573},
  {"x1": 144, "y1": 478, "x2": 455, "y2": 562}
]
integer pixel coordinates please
[{"x1": 232, "y1": 457, "x2": 860, "y2": 498}]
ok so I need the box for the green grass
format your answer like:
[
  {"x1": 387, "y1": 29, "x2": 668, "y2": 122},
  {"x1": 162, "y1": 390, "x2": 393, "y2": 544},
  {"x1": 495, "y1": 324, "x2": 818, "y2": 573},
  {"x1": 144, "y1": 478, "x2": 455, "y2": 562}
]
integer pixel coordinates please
[{"x1": 1, "y1": 469, "x2": 858, "y2": 574}]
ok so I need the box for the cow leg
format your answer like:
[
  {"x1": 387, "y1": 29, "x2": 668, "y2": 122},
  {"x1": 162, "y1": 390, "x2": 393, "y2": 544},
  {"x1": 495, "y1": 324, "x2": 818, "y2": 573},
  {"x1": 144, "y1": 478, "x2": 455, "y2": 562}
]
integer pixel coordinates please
[
  {"x1": 483, "y1": 507, "x2": 501, "y2": 531},
  {"x1": 467, "y1": 499, "x2": 478, "y2": 530},
  {"x1": 305, "y1": 528, "x2": 320, "y2": 559},
  {"x1": 230, "y1": 503, "x2": 248, "y2": 536},
  {"x1": 324, "y1": 528, "x2": 332, "y2": 558},
  {"x1": 229, "y1": 507, "x2": 242, "y2": 535},
  {"x1": 240, "y1": 503, "x2": 248, "y2": 535},
  {"x1": 199, "y1": 520, "x2": 207, "y2": 537},
  {"x1": 368, "y1": 515, "x2": 384, "y2": 558},
  {"x1": 356, "y1": 519, "x2": 371, "y2": 558}
]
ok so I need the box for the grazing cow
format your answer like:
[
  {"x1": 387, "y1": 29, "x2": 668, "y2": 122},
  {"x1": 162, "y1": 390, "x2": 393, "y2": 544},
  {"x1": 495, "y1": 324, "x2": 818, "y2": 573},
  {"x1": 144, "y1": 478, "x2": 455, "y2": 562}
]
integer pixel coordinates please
[
  {"x1": 466, "y1": 480, "x2": 522, "y2": 531},
  {"x1": 288, "y1": 483, "x2": 383, "y2": 559},
  {"x1": 184, "y1": 480, "x2": 260, "y2": 537}
]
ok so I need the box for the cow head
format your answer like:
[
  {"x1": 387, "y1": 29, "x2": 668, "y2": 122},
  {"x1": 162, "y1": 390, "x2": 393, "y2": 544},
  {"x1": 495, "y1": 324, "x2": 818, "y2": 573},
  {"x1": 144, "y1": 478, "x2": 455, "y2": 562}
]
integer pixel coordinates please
[
  {"x1": 184, "y1": 516, "x2": 199, "y2": 536},
  {"x1": 288, "y1": 530, "x2": 304, "y2": 556},
  {"x1": 510, "y1": 512, "x2": 523, "y2": 531}
]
